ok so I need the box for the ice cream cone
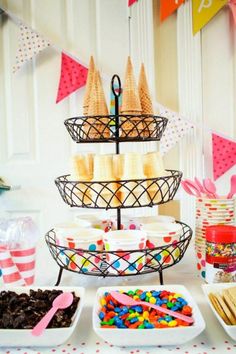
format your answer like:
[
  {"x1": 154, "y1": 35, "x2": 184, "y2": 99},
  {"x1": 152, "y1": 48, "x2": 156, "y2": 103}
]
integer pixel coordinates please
[
  {"x1": 86, "y1": 153, "x2": 94, "y2": 180},
  {"x1": 120, "y1": 153, "x2": 147, "y2": 207},
  {"x1": 138, "y1": 63, "x2": 155, "y2": 137},
  {"x1": 113, "y1": 154, "x2": 124, "y2": 180},
  {"x1": 143, "y1": 152, "x2": 166, "y2": 204},
  {"x1": 83, "y1": 56, "x2": 95, "y2": 116},
  {"x1": 84, "y1": 70, "x2": 110, "y2": 139},
  {"x1": 120, "y1": 57, "x2": 143, "y2": 137},
  {"x1": 71, "y1": 154, "x2": 92, "y2": 205},
  {"x1": 92, "y1": 155, "x2": 120, "y2": 207}
]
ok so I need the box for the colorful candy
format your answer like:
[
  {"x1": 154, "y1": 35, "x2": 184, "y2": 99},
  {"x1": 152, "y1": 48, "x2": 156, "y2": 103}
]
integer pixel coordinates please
[{"x1": 99, "y1": 289, "x2": 193, "y2": 329}]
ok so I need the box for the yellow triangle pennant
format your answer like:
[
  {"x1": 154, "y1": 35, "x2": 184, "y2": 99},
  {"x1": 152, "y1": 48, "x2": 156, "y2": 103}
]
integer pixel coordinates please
[{"x1": 192, "y1": 0, "x2": 228, "y2": 35}]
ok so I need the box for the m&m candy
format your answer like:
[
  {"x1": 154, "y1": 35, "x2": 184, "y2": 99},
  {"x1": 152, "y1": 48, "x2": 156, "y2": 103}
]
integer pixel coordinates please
[{"x1": 99, "y1": 289, "x2": 193, "y2": 329}]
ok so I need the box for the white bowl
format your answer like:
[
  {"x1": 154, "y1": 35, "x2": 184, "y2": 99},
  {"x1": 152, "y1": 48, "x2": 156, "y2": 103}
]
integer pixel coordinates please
[
  {"x1": 93, "y1": 285, "x2": 205, "y2": 346},
  {"x1": 0, "y1": 286, "x2": 85, "y2": 347},
  {"x1": 202, "y1": 283, "x2": 236, "y2": 340}
]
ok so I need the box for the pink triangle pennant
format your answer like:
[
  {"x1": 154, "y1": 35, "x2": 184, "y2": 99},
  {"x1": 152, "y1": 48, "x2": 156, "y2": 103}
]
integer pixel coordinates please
[
  {"x1": 128, "y1": 0, "x2": 138, "y2": 6},
  {"x1": 13, "y1": 24, "x2": 50, "y2": 72},
  {"x1": 212, "y1": 133, "x2": 236, "y2": 180},
  {"x1": 229, "y1": 0, "x2": 236, "y2": 25},
  {"x1": 56, "y1": 52, "x2": 88, "y2": 103}
]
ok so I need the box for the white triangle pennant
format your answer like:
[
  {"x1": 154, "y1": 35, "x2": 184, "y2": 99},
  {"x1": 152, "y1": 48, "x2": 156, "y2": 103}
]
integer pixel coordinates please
[
  {"x1": 13, "y1": 24, "x2": 51, "y2": 72},
  {"x1": 158, "y1": 104, "x2": 195, "y2": 154}
]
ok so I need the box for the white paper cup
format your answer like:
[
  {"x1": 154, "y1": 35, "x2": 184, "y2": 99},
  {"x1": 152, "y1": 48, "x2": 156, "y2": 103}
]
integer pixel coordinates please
[
  {"x1": 75, "y1": 213, "x2": 104, "y2": 229},
  {"x1": 103, "y1": 230, "x2": 147, "y2": 274},
  {"x1": 142, "y1": 223, "x2": 182, "y2": 266},
  {"x1": 56, "y1": 228, "x2": 104, "y2": 273}
]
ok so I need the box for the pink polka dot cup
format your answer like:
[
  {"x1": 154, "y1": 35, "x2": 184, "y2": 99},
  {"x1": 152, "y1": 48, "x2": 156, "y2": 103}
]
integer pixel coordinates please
[
  {"x1": 142, "y1": 222, "x2": 182, "y2": 266},
  {"x1": 56, "y1": 227, "x2": 104, "y2": 273},
  {"x1": 103, "y1": 230, "x2": 147, "y2": 274}
]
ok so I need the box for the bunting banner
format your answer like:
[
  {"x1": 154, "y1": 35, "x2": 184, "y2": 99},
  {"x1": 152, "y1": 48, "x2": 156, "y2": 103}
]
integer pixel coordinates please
[
  {"x1": 158, "y1": 105, "x2": 195, "y2": 154},
  {"x1": 160, "y1": 0, "x2": 185, "y2": 22},
  {"x1": 229, "y1": 0, "x2": 236, "y2": 25},
  {"x1": 56, "y1": 52, "x2": 88, "y2": 103},
  {"x1": 212, "y1": 133, "x2": 236, "y2": 180},
  {"x1": 13, "y1": 24, "x2": 50, "y2": 72},
  {"x1": 192, "y1": 0, "x2": 228, "y2": 35},
  {"x1": 128, "y1": 0, "x2": 138, "y2": 6}
]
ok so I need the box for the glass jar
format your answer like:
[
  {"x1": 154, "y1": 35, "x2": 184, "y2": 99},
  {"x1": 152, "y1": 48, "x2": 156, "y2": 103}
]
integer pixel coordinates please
[{"x1": 205, "y1": 225, "x2": 236, "y2": 283}]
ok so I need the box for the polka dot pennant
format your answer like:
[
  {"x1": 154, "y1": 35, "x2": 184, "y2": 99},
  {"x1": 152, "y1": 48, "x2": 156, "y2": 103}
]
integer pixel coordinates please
[
  {"x1": 13, "y1": 24, "x2": 51, "y2": 73},
  {"x1": 212, "y1": 133, "x2": 236, "y2": 180},
  {"x1": 56, "y1": 52, "x2": 88, "y2": 103},
  {"x1": 159, "y1": 105, "x2": 194, "y2": 155}
]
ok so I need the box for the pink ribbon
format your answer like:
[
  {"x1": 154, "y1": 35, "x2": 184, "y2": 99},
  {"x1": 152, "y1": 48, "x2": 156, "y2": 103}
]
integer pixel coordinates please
[{"x1": 229, "y1": 0, "x2": 236, "y2": 25}]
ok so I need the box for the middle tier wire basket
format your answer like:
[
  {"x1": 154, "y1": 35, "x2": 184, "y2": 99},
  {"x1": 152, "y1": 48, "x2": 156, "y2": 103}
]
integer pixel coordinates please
[
  {"x1": 45, "y1": 221, "x2": 192, "y2": 278},
  {"x1": 55, "y1": 170, "x2": 182, "y2": 209}
]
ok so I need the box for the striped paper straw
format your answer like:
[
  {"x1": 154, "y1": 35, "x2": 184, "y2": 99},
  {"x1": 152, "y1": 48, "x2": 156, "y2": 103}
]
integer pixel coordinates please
[
  {"x1": 10, "y1": 247, "x2": 36, "y2": 285},
  {"x1": 0, "y1": 249, "x2": 26, "y2": 286}
]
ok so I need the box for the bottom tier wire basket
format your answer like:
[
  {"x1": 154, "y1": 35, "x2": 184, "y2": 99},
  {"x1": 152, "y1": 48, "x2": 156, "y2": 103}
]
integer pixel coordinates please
[{"x1": 45, "y1": 221, "x2": 192, "y2": 285}]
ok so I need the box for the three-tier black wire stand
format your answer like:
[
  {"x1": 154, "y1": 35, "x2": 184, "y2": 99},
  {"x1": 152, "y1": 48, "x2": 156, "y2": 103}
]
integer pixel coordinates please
[{"x1": 46, "y1": 75, "x2": 192, "y2": 286}]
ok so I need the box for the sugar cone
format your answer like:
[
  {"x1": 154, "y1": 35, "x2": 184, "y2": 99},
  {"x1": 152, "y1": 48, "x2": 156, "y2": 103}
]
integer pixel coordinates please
[
  {"x1": 83, "y1": 56, "x2": 95, "y2": 116},
  {"x1": 138, "y1": 63, "x2": 155, "y2": 137},
  {"x1": 138, "y1": 63, "x2": 154, "y2": 115},
  {"x1": 71, "y1": 154, "x2": 92, "y2": 205},
  {"x1": 121, "y1": 57, "x2": 141, "y2": 112},
  {"x1": 85, "y1": 70, "x2": 110, "y2": 139},
  {"x1": 86, "y1": 153, "x2": 94, "y2": 180},
  {"x1": 121, "y1": 57, "x2": 143, "y2": 137}
]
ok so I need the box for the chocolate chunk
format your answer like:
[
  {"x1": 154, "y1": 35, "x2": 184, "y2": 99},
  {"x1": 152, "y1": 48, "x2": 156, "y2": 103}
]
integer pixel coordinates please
[{"x1": 0, "y1": 289, "x2": 80, "y2": 329}]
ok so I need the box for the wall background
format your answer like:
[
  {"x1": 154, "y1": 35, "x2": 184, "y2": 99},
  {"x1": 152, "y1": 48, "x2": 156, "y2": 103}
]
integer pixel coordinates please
[{"x1": 0, "y1": 0, "x2": 235, "y2": 231}]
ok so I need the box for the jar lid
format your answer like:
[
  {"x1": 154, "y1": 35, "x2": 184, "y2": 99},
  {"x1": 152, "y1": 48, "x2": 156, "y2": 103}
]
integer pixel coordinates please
[{"x1": 206, "y1": 225, "x2": 236, "y2": 243}]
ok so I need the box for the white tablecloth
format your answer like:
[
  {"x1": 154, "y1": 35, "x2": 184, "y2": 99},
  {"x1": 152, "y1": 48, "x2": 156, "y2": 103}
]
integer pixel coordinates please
[{"x1": 1, "y1": 241, "x2": 235, "y2": 354}]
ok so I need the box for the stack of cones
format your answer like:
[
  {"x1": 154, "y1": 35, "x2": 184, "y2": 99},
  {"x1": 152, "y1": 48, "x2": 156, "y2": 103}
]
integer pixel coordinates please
[
  {"x1": 144, "y1": 152, "x2": 166, "y2": 203},
  {"x1": 83, "y1": 57, "x2": 110, "y2": 139},
  {"x1": 71, "y1": 154, "x2": 93, "y2": 205},
  {"x1": 120, "y1": 57, "x2": 143, "y2": 137},
  {"x1": 92, "y1": 155, "x2": 120, "y2": 207},
  {"x1": 138, "y1": 63, "x2": 155, "y2": 137}
]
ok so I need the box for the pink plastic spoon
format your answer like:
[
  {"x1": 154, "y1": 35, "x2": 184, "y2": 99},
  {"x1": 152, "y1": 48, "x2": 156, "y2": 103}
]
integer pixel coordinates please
[
  {"x1": 110, "y1": 291, "x2": 194, "y2": 324},
  {"x1": 181, "y1": 180, "x2": 201, "y2": 198},
  {"x1": 194, "y1": 178, "x2": 205, "y2": 194},
  {"x1": 203, "y1": 178, "x2": 219, "y2": 199},
  {"x1": 32, "y1": 292, "x2": 73, "y2": 336},
  {"x1": 227, "y1": 175, "x2": 236, "y2": 199}
]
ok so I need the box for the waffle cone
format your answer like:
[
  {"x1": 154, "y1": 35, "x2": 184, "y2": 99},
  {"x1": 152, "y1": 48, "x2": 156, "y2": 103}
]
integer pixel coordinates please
[
  {"x1": 121, "y1": 57, "x2": 141, "y2": 113},
  {"x1": 138, "y1": 63, "x2": 154, "y2": 115},
  {"x1": 83, "y1": 56, "x2": 95, "y2": 116},
  {"x1": 85, "y1": 70, "x2": 110, "y2": 139}
]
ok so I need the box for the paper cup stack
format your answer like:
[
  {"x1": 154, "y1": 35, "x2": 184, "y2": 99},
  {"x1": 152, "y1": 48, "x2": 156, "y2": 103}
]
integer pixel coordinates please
[
  {"x1": 195, "y1": 197, "x2": 235, "y2": 280},
  {"x1": 142, "y1": 222, "x2": 182, "y2": 267},
  {"x1": 103, "y1": 230, "x2": 147, "y2": 274}
]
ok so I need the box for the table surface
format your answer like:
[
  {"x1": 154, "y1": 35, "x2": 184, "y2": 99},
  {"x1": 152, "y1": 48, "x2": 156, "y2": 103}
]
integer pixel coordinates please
[{"x1": 1, "y1": 242, "x2": 236, "y2": 354}]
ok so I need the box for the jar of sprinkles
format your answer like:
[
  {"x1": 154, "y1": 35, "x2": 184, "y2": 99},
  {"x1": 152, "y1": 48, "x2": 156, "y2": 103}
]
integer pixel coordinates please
[{"x1": 205, "y1": 225, "x2": 236, "y2": 283}]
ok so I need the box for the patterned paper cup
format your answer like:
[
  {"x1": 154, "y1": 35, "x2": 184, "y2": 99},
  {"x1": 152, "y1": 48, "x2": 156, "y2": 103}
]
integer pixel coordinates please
[
  {"x1": 142, "y1": 223, "x2": 182, "y2": 266},
  {"x1": 103, "y1": 230, "x2": 147, "y2": 274},
  {"x1": 194, "y1": 197, "x2": 235, "y2": 280},
  {"x1": 56, "y1": 228, "x2": 104, "y2": 273}
]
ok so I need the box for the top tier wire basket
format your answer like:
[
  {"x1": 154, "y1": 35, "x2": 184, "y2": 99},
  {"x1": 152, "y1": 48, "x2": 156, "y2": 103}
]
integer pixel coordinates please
[{"x1": 64, "y1": 114, "x2": 168, "y2": 144}]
